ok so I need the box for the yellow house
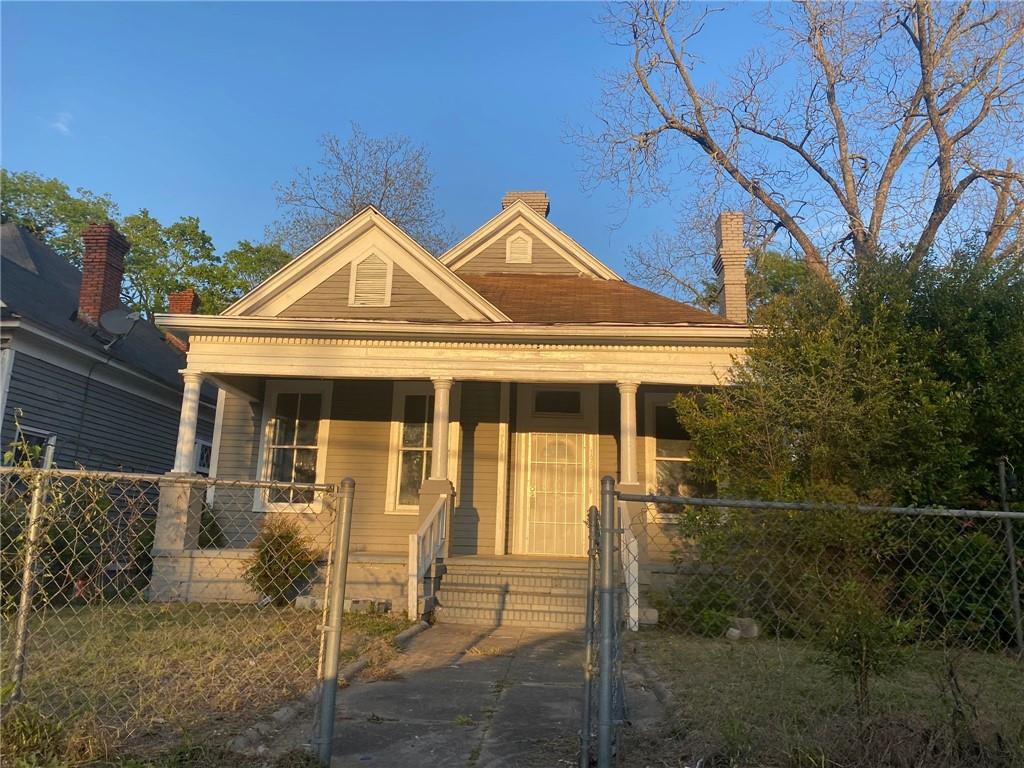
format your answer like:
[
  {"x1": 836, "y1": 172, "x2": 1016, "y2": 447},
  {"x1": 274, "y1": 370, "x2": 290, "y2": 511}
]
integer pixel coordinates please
[{"x1": 153, "y1": 191, "x2": 750, "y2": 627}]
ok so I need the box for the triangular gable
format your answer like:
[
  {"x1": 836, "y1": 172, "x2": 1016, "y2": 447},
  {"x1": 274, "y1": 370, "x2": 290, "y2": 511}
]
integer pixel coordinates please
[
  {"x1": 439, "y1": 200, "x2": 622, "y2": 281},
  {"x1": 223, "y1": 207, "x2": 510, "y2": 321}
]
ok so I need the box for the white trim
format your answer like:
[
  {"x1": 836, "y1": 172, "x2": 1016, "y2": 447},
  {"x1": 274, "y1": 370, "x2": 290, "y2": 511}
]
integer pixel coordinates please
[
  {"x1": 347, "y1": 251, "x2": 394, "y2": 307},
  {"x1": 384, "y1": 381, "x2": 461, "y2": 515},
  {"x1": 205, "y1": 388, "x2": 226, "y2": 504},
  {"x1": 511, "y1": 384, "x2": 598, "y2": 556},
  {"x1": 439, "y1": 200, "x2": 622, "y2": 281},
  {"x1": 505, "y1": 231, "x2": 533, "y2": 264},
  {"x1": 494, "y1": 382, "x2": 510, "y2": 556},
  {"x1": 254, "y1": 379, "x2": 333, "y2": 513},
  {"x1": 221, "y1": 207, "x2": 509, "y2": 322},
  {"x1": 157, "y1": 313, "x2": 751, "y2": 345},
  {"x1": 0, "y1": 347, "x2": 14, "y2": 423}
]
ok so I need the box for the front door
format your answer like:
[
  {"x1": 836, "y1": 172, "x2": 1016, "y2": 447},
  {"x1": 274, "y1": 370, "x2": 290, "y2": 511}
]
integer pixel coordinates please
[{"x1": 512, "y1": 385, "x2": 597, "y2": 557}]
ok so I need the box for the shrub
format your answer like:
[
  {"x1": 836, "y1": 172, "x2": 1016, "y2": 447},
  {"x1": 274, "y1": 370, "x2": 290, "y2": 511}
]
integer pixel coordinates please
[{"x1": 242, "y1": 515, "x2": 317, "y2": 606}]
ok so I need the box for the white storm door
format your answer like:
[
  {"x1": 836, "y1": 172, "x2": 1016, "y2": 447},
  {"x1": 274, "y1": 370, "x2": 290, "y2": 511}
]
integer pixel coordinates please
[{"x1": 513, "y1": 385, "x2": 597, "y2": 557}]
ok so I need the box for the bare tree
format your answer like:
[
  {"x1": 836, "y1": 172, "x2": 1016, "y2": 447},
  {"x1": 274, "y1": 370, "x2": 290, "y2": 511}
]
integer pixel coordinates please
[
  {"x1": 582, "y1": 0, "x2": 1024, "y2": 285},
  {"x1": 269, "y1": 123, "x2": 455, "y2": 255}
]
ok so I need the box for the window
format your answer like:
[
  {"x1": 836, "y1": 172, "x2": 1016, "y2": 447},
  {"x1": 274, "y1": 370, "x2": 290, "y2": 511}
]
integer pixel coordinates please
[
  {"x1": 194, "y1": 438, "x2": 213, "y2": 475},
  {"x1": 396, "y1": 392, "x2": 434, "y2": 507},
  {"x1": 348, "y1": 253, "x2": 393, "y2": 306},
  {"x1": 5, "y1": 427, "x2": 54, "y2": 468},
  {"x1": 646, "y1": 395, "x2": 713, "y2": 499},
  {"x1": 505, "y1": 232, "x2": 532, "y2": 264},
  {"x1": 533, "y1": 389, "x2": 582, "y2": 417},
  {"x1": 258, "y1": 381, "x2": 332, "y2": 507}
]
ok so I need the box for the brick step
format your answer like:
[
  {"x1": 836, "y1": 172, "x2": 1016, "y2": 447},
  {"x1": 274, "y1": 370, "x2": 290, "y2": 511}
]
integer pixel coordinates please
[
  {"x1": 433, "y1": 604, "x2": 586, "y2": 630},
  {"x1": 436, "y1": 585, "x2": 588, "y2": 610}
]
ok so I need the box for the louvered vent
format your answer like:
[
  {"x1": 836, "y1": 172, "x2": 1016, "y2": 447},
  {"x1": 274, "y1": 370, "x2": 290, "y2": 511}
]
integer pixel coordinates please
[
  {"x1": 349, "y1": 254, "x2": 390, "y2": 306},
  {"x1": 506, "y1": 234, "x2": 532, "y2": 263}
]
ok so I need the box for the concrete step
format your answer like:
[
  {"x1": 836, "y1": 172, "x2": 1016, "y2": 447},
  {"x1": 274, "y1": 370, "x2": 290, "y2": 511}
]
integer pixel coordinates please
[
  {"x1": 436, "y1": 584, "x2": 588, "y2": 611},
  {"x1": 433, "y1": 603, "x2": 586, "y2": 630},
  {"x1": 440, "y1": 572, "x2": 590, "y2": 591}
]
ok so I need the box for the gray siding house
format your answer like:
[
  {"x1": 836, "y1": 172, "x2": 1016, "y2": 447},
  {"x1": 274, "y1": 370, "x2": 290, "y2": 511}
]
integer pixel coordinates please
[{"x1": 0, "y1": 222, "x2": 215, "y2": 473}]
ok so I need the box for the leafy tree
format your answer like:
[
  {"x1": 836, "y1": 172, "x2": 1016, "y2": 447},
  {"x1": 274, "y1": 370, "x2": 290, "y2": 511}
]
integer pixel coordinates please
[
  {"x1": 0, "y1": 169, "x2": 117, "y2": 265},
  {"x1": 212, "y1": 240, "x2": 292, "y2": 309},
  {"x1": 119, "y1": 211, "x2": 220, "y2": 317},
  {"x1": 270, "y1": 123, "x2": 454, "y2": 255}
]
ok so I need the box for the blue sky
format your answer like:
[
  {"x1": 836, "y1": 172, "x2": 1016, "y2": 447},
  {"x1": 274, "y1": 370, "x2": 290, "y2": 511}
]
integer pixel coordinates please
[{"x1": 2, "y1": 2, "x2": 763, "y2": 274}]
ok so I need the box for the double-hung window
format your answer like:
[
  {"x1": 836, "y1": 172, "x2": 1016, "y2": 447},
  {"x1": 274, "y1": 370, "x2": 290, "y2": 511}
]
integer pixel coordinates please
[
  {"x1": 387, "y1": 383, "x2": 450, "y2": 514},
  {"x1": 260, "y1": 381, "x2": 331, "y2": 506},
  {"x1": 646, "y1": 394, "x2": 711, "y2": 499}
]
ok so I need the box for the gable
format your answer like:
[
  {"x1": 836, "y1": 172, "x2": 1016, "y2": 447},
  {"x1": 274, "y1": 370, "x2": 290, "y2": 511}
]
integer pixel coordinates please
[
  {"x1": 451, "y1": 223, "x2": 582, "y2": 275},
  {"x1": 279, "y1": 261, "x2": 461, "y2": 320},
  {"x1": 440, "y1": 201, "x2": 622, "y2": 281},
  {"x1": 223, "y1": 207, "x2": 509, "y2": 322}
]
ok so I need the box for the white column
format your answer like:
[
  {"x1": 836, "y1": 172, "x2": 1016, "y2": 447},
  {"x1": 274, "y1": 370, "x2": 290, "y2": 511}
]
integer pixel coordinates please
[
  {"x1": 617, "y1": 381, "x2": 640, "y2": 485},
  {"x1": 429, "y1": 377, "x2": 453, "y2": 480},
  {"x1": 172, "y1": 371, "x2": 204, "y2": 473}
]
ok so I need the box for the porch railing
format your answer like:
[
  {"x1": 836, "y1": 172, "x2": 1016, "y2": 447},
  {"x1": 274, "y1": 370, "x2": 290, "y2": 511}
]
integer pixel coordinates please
[{"x1": 407, "y1": 492, "x2": 450, "y2": 620}]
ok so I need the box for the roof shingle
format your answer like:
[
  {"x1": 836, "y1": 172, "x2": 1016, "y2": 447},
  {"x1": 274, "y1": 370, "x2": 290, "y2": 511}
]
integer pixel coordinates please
[{"x1": 458, "y1": 273, "x2": 735, "y2": 325}]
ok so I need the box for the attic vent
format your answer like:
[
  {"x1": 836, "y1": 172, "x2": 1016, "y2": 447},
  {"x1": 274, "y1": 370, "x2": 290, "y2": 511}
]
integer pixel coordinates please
[
  {"x1": 506, "y1": 233, "x2": 533, "y2": 264},
  {"x1": 348, "y1": 253, "x2": 393, "y2": 307}
]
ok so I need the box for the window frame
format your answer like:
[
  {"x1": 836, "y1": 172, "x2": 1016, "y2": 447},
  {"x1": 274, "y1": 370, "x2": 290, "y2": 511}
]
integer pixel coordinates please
[
  {"x1": 254, "y1": 379, "x2": 333, "y2": 512},
  {"x1": 193, "y1": 438, "x2": 213, "y2": 475},
  {"x1": 6, "y1": 426, "x2": 55, "y2": 468},
  {"x1": 384, "y1": 381, "x2": 460, "y2": 515},
  {"x1": 643, "y1": 392, "x2": 695, "y2": 500},
  {"x1": 505, "y1": 231, "x2": 533, "y2": 264},
  {"x1": 348, "y1": 251, "x2": 394, "y2": 307}
]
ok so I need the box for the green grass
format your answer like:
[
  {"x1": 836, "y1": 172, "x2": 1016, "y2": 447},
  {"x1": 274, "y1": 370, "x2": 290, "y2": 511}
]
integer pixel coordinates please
[
  {"x1": 631, "y1": 630, "x2": 1024, "y2": 768},
  {"x1": 1, "y1": 603, "x2": 410, "y2": 763}
]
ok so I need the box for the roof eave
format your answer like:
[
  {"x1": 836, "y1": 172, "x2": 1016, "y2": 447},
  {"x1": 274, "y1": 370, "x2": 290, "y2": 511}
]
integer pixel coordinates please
[{"x1": 156, "y1": 313, "x2": 752, "y2": 346}]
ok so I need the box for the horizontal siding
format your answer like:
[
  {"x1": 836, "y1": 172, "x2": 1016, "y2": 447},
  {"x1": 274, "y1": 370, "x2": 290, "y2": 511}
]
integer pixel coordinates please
[
  {"x1": 214, "y1": 390, "x2": 262, "y2": 481},
  {"x1": 324, "y1": 379, "x2": 413, "y2": 554},
  {"x1": 456, "y1": 226, "x2": 580, "y2": 275},
  {"x1": 1, "y1": 353, "x2": 212, "y2": 474},
  {"x1": 279, "y1": 263, "x2": 461, "y2": 321},
  {"x1": 451, "y1": 382, "x2": 501, "y2": 555}
]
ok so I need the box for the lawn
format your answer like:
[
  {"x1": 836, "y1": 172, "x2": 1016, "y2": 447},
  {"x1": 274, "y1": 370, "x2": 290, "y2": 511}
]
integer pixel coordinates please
[
  {"x1": 628, "y1": 630, "x2": 1024, "y2": 768},
  {"x1": 1, "y1": 603, "x2": 410, "y2": 762}
]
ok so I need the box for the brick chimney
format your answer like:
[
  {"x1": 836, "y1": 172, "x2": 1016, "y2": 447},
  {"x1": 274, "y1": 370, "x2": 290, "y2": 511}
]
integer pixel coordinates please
[
  {"x1": 713, "y1": 212, "x2": 749, "y2": 324},
  {"x1": 165, "y1": 288, "x2": 200, "y2": 354},
  {"x1": 168, "y1": 288, "x2": 200, "y2": 315},
  {"x1": 79, "y1": 222, "x2": 129, "y2": 327},
  {"x1": 501, "y1": 191, "x2": 550, "y2": 218}
]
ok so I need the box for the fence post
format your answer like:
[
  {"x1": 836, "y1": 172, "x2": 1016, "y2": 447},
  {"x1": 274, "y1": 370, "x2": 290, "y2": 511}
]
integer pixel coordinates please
[
  {"x1": 580, "y1": 505, "x2": 599, "y2": 768},
  {"x1": 317, "y1": 478, "x2": 355, "y2": 766},
  {"x1": 9, "y1": 436, "x2": 57, "y2": 702},
  {"x1": 999, "y1": 459, "x2": 1023, "y2": 656},
  {"x1": 597, "y1": 476, "x2": 618, "y2": 768}
]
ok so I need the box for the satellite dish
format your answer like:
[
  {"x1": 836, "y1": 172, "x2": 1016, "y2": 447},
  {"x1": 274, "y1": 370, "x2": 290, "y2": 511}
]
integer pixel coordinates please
[{"x1": 100, "y1": 309, "x2": 140, "y2": 336}]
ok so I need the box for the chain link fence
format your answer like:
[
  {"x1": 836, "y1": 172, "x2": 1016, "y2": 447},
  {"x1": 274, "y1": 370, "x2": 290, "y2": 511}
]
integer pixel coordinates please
[
  {"x1": 0, "y1": 466, "x2": 364, "y2": 763},
  {"x1": 583, "y1": 475, "x2": 1024, "y2": 768}
]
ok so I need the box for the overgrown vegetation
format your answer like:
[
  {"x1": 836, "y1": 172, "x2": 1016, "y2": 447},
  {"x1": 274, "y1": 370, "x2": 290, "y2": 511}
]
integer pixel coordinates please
[{"x1": 654, "y1": 245, "x2": 1024, "y2": 728}]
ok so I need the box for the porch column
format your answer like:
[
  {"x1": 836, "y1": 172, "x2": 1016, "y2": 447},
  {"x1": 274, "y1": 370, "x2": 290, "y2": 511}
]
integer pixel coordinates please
[
  {"x1": 429, "y1": 377, "x2": 453, "y2": 480},
  {"x1": 172, "y1": 370, "x2": 204, "y2": 473},
  {"x1": 617, "y1": 381, "x2": 640, "y2": 485}
]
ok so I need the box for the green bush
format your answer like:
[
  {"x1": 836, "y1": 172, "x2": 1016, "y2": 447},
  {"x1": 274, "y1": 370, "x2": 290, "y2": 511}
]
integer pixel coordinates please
[{"x1": 242, "y1": 515, "x2": 317, "y2": 606}]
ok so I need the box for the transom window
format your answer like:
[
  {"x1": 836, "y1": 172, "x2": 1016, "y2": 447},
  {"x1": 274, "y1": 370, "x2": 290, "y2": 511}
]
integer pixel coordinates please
[
  {"x1": 396, "y1": 393, "x2": 434, "y2": 507},
  {"x1": 533, "y1": 389, "x2": 582, "y2": 417},
  {"x1": 265, "y1": 391, "x2": 322, "y2": 504}
]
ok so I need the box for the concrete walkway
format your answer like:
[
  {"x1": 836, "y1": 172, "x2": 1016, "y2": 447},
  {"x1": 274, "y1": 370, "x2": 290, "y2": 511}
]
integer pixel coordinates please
[{"x1": 329, "y1": 624, "x2": 585, "y2": 767}]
